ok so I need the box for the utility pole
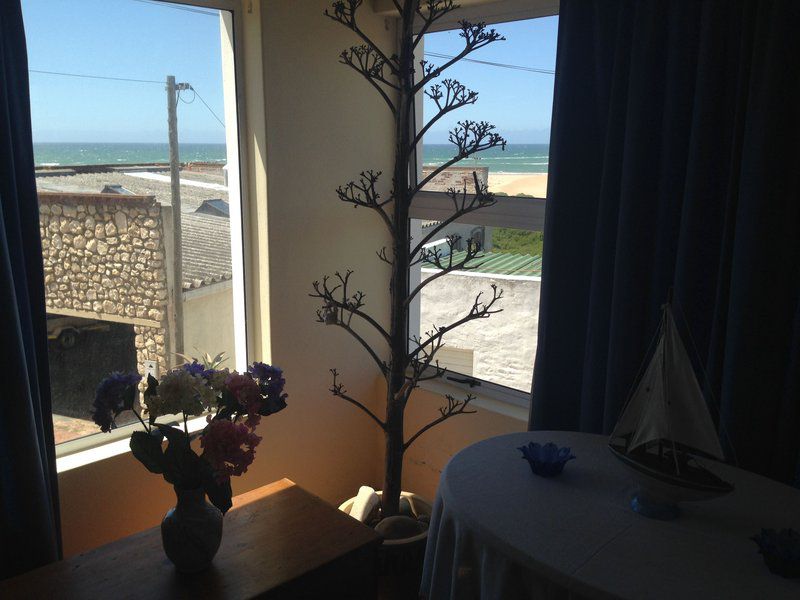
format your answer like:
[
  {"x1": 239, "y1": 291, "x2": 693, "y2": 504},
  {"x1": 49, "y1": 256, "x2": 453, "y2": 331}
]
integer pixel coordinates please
[{"x1": 166, "y1": 75, "x2": 190, "y2": 360}]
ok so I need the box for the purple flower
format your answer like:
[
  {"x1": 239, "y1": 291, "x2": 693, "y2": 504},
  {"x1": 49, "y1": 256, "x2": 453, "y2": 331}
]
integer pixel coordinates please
[
  {"x1": 182, "y1": 360, "x2": 216, "y2": 380},
  {"x1": 248, "y1": 362, "x2": 288, "y2": 416},
  {"x1": 92, "y1": 372, "x2": 142, "y2": 432},
  {"x1": 248, "y1": 362, "x2": 282, "y2": 382}
]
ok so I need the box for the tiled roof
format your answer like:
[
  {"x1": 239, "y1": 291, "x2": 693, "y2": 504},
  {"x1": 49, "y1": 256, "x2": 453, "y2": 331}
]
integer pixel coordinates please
[
  {"x1": 181, "y1": 213, "x2": 232, "y2": 290},
  {"x1": 424, "y1": 250, "x2": 542, "y2": 277}
]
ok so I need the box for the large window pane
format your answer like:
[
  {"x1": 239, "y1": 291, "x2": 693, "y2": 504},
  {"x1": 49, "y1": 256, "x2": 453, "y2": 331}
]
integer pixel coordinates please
[
  {"x1": 24, "y1": 0, "x2": 244, "y2": 443},
  {"x1": 413, "y1": 16, "x2": 557, "y2": 394},
  {"x1": 417, "y1": 223, "x2": 541, "y2": 393},
  {"x1": 420, "y1": 17, "x2": 557, "y2": 199}
]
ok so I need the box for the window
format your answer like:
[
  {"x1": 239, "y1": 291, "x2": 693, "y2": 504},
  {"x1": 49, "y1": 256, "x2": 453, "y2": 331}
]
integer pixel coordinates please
[
  {"x1": 411, "y1": 15, "x2": 558, "y2": 404},
  {"x1": 23, "y1": 0, "x2": 249, "y2": 449}
]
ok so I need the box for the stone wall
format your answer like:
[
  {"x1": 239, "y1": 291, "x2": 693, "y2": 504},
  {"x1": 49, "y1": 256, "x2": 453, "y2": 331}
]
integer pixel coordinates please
[
  {"x1": 421, "y1": 166, "x2": 489, "y2": 193},
  {"x1": 419, "y1": 270, "x2": 540, "y2": 392},
  {"x1": 38, "y1": 192, "x2": 171, "y2": 378}
]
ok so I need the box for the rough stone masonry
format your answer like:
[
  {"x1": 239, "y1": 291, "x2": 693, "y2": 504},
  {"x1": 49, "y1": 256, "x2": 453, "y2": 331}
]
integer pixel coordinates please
[{"x1": 38, "y1": 191, "x2": 170, "y2": 382}]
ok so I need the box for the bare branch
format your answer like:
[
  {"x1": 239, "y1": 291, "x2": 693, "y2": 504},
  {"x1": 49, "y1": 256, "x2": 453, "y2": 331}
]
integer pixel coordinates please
[
  {"x1": 413, "y1": 20, "x2": 504, "y2": 93},
  {"x1": 335, "y1": 170, "x2": 394, "y2": 231},
  {"x1": 339, "y1": 46, "x2": 398, "y2": 114},
  {"x1": 404, "y1": 393, "x2": 476, "y2": 450},
  {"x1": 409, "y1": 284, "x2": 503, "y2": 362},
  {"x1": 413, "y1": 0, "x2": 458, "y2": 49},
  {"x1": 413, "y1": 79, "x2": 478, "y2": 149},
  {"x1": 414, "y1": 120, "x2": 506, "y2": 195},
  {"x1": 311, "y1": 272, "x2": 391, "y2": 344},
  {"x1": 407, "y1": 236, "x2": 484, "y2": 305},
  {"x1": 376, "y1": 247, "x2": 393, "y2": 266},
  {"x1": 411, "y1": 172, "x2": 496, "y2": 259},
  {"x1": 330, "y1": 369, "x2": 386, "y2": 430},
  {"x1": 325, "y1": 1, "x2": 399, "y2": 74}
]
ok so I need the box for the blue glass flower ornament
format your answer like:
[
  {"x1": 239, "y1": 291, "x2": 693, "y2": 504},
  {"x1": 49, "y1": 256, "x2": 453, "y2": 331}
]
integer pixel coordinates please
[
  {"x1": 518, "y1": 442, "x2": 576, "y2": 477},
  {"x1": 752, "y1": 528, "x2": 800, "y2": 578}
]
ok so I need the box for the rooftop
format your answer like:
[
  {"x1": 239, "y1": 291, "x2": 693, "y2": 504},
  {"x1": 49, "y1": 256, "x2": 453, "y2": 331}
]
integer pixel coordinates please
[
  {"x1": 36, "y1": 167, "x2": 232, "y2": 292},
  {"x1": 423, "y1": 249, "x2": 542, "y2": 278}
]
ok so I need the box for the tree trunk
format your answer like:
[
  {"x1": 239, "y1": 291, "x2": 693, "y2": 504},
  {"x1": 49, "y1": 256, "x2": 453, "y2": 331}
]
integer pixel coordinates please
[
  {"x1": 381, "y1": 0, "x2": 416, "y2": 519},
  {"x1": 382, "y1": 403, "x2": 405, "y2": 517}
]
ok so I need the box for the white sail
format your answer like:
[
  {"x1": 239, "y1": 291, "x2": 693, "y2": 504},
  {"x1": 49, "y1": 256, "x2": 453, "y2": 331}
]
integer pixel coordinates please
[{"x1": 612, "y1": 307, "x2": 725, "y2": 461}]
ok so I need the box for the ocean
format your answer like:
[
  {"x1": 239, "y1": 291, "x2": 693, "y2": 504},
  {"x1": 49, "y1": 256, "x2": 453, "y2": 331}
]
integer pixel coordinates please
[
  {"x1": 33, "y1": 142, "x2": 550, "y2": 174},
  {"x1": 423, "y1": 143, "x2": 549, "y2": 174},
  {"x1": 33, "y1": 142, "x2": 228, "y2": 167}
]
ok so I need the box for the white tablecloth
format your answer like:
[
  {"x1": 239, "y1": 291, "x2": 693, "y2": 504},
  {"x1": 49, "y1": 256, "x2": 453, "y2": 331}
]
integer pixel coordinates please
[{"x1": 420, "y1": 431, "x2": 800, "y2": 600}]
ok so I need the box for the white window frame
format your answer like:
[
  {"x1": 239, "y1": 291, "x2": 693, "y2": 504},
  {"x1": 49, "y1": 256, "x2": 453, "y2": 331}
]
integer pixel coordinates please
[
  {"x1": 409, "y1": 3, "x2": 557, "y2": 410},
  {"x1": 52, "y1": 0, "x2": 257, "y2": 466}
]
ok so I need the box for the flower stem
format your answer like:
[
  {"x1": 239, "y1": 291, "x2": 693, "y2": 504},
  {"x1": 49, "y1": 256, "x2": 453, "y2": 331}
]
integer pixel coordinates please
[{"x1": 133, "y1": 407, "x2": 150, "y2": 433}]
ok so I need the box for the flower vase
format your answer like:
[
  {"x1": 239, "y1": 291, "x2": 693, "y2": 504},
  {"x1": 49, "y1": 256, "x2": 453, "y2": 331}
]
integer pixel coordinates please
[{"x1": 161, "y1": 486, "x2": 223, "y2": 573}]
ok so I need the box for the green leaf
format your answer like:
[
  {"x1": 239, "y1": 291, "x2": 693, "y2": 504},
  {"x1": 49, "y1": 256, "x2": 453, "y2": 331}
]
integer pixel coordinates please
[
  {"x1": 156, "y1": 423, "x2": 190, "y2": 448},
  {"x1": 130, "y1": 430, "x2": 165, "y2": 474},
  {"x1": 202, "y1": 463, "x2": 232, "y2": 514}
]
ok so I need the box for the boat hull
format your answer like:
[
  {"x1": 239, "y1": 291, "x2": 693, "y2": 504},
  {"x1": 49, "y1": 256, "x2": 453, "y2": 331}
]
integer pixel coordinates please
[{"x1": 609, "y1": 443, "x2": 734, "y2": 508}]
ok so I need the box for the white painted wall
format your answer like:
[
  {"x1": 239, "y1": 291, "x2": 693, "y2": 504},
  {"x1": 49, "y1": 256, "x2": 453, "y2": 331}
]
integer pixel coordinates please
[
  {"x1": 183, "y1": 282, "x2": 236, "y2": 366},
  {"x1": 419, "y1": 270, "x2": 540, "y2": 392}
]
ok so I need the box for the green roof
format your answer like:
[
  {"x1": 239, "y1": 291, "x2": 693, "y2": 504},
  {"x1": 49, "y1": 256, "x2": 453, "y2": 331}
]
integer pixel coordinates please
[{"x1": 424, "y1": 250, "x2": 542, "y2": 277}]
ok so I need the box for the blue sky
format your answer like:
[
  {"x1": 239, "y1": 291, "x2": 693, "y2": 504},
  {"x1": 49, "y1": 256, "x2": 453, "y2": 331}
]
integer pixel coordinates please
[
  {"x1": 22, "y1": 0, "x2": 226, "y2": 143},
  {"x1": 22, "y1": 1, "x2": 557, "y2": 145},
  {"x1": 422, "y1": 16, "x2": 558, "y2": 145}
]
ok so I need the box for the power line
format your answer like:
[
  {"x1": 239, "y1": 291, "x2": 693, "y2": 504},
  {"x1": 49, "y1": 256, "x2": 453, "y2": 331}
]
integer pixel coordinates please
[
  {"x1": 29, "y1": 69, "x2": 162, "y2": 84},
  {"x1": 424, "y1": 51, "x2": 555, "y2": 75},
  {"x1": 189, "y1": 85, "x2": 225, "y2": 128},
  {"x1": 130, "y1": 0, "x2": 218, "y2": 17},
  {"x1": 28, "y1": 69, "x2": 225, "y2": 128}
]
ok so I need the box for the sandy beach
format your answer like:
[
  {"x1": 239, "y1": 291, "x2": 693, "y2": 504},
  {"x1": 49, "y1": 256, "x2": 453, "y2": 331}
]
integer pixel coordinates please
[{"x1": 488, "y1": 172, "x2": 548, "y2": 198}]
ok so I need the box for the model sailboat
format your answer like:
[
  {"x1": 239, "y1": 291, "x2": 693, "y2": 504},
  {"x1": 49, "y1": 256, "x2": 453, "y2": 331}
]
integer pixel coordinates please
[{"x1": 608, "y1": 302, "x2": 734, "y2": 518}]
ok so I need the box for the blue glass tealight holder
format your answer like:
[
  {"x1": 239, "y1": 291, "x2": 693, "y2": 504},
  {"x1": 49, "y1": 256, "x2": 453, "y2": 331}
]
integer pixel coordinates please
[
  {"x1": 518, "y1": 442, "x2": 575, "y2": 477},
  {"x1": 752, "y1": 528, "x2": 800, "y2": 579}
]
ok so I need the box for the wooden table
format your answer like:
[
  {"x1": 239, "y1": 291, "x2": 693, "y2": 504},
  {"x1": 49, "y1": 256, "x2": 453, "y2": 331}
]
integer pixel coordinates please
[{"x1": 2, "y1": 479, "x2": 381, "y2": 599}]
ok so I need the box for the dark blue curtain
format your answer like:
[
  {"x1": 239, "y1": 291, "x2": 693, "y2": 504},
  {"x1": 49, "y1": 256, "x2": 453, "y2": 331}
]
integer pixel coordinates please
[
  {"x1": 531, "y1": 0, "x2": 800, "y2": 484},
  {"x1": 0, "y1": 0, "x2": 61, "y2": 579}
]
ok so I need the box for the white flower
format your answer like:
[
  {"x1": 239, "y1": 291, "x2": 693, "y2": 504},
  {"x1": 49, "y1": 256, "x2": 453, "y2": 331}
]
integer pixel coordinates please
[{"x1": 146, "y1": 369, "x2": 216, "y2": 418}]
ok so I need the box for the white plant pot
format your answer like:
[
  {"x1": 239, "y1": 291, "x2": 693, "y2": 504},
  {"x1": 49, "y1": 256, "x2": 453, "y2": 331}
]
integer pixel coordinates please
[{"x1": 339, "y1": 490, "x2": 433, "y2": 547}]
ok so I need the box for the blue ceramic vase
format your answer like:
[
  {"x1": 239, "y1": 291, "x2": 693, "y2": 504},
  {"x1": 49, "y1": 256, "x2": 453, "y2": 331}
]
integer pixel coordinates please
[{"x1": 161, "y1": 486, "x2": 223, "y2": 573}]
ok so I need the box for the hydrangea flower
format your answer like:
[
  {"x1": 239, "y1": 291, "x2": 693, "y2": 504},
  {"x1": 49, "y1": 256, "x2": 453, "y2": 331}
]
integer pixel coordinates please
[
  {"x1": 200, "y1": 418, "x2": 262, "y2": 481},
  {"x1": 146, "y1": 369, "x2": 216, "y2": 419},
  {"x1": 225, "y1": 373, "x2": 262, "y2": 415},
  {"x1": 92, "y1": 372, "x2": 142, "y2": 432},
  {"x1": 249, "y1": 362, "x2": 288, "y2": 416},
  {"x1": 181, "y1": 360, "x2": 214, "y2": 379},
  {"x1": 206, "y1": 368, "x2": 231, "y2": 392},
  {"x1": 249, "y1": 362, "x2": 282, "y2": 382}
]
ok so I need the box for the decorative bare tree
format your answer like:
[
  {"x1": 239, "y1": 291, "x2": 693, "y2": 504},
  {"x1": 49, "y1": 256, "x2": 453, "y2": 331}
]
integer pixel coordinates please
[{"x1": 312, "y1": 0, "x2": 507, "y2": 519}]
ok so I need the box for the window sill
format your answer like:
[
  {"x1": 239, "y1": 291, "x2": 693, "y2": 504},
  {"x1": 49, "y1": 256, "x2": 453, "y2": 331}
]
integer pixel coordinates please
[
  {"x1": 417, "y1": 377, "x2": 530, "y2": 423},
  {"x1": 56, "y1": 414, "x2": 209, "y2": 473}
]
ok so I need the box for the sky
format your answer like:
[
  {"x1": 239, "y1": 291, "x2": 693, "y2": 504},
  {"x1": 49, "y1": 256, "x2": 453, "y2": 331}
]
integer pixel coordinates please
[
  {"x1": 22, "y1": 0, "x2": 226, "y2": 144},
  {"x1": 21, "y1": 1, "x2": 557, "y2": 146},
  {"x1": 422, "y1": 16, "x2": 558, "y2": 145}
]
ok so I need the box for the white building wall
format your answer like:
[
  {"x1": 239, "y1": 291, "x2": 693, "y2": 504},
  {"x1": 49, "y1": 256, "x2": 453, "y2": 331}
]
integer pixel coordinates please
[
  {"x1": 183, "y1": 282, "x2": 236, "y2": 367},
  {"x1": 419, "y1": 270, "x2": 540, "y2": 392}
]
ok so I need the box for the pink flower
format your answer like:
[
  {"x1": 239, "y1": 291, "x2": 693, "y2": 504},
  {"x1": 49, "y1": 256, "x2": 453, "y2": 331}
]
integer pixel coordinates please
[
  {"x1": 225, "y1": 373, "x2": 262, "y2": 416},
  {"x1": 201, "y1": 418, "x2": 262, "y2": 481}
]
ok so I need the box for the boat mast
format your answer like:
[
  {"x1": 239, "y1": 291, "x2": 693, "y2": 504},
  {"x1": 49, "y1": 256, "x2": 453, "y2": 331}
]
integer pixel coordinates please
[{"x1": 662, "y1": 303, "x2": 681, "y2": 475}]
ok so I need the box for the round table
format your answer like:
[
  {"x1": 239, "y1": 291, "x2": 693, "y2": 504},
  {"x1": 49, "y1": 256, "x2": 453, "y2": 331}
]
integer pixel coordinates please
[{"x1": 420, "y1": 431, "x2": 800, "y2": 600}]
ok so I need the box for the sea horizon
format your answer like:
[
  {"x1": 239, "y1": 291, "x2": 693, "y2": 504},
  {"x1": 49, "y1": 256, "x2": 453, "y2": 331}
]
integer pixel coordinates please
[{"x1": 33, "y1": 141, "x2": 550, "y2": 174}]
